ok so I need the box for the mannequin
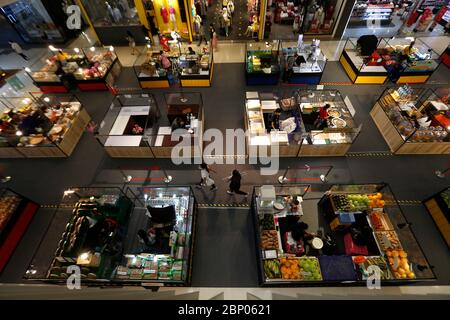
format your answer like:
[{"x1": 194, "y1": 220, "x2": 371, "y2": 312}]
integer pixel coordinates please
[
  {"x1": 222, "y1": 8, "x2": 230, "y2": 37},
  {"x1": 112, "y1": 6, "x2": 122, "y2": 23},
  {"x1": 317, "y1": 6, "x2": 325, "y2": 28},
  {"x1": 169, "y1": 6, "x2": 177, "y2": 30},
  {"x1": 227, "y1": 0, "x2": 235, "y2": 16},
  {"x1": 119, "y1": 0, "x2": 133, "y2": 19},
  {"x1": 192, "y1": 4, "x2": 196, "y2": 18},
  {"x1": 161, "y1": 6, "x2": 169, "y2": 24},
  {"x1": 194, "y1": 14, "x2": 202, "y2": 34},
  {"x1": 106, "y1": 2, "x2": 115, "y2": 22}
]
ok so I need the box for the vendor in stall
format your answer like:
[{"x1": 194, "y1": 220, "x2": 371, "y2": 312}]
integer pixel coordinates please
[
  {"x1": 269, "y1": 108, "x2": 282, "y2": 131},
  {"x1": 187, "y1": 47, "x2": 196, "y2": 55},
  {"x1": 313, "y1": 103, "x2": 330, "y2": 129},
  {"x1": 171, "y1": 117, "x2": 186, "y2": 131},
  {"x1": 56, "y1": 50, "x2": 69, "y2": 65}
]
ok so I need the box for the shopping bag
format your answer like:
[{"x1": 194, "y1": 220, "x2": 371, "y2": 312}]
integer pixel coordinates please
[{"x1": 205, "y1": 176, "x2": 215, "y2": 187}]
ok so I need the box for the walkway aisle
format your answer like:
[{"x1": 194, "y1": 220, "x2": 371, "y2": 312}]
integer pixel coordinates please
[{"x1": 191, "y1": 208, "x2": 258, "y2": 286}]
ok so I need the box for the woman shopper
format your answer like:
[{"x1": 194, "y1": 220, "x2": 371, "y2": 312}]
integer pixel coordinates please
[
  {"x1": 196, "y1": 162, "x2": 217, "y2": 191},
  {"x1": 126, "y1": 31, "x2": 139, "y2": 55},
  {"x1": 227, "y1": 170, "x2": 247, "y2": 197},
  {"x1": 209, "y1": 24, "x2": 218, "y2": 50}
]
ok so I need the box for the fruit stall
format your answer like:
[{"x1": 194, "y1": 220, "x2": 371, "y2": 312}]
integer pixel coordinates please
[
  {"x1": 24, "y1": 186, "x2": 197, "y2": 287},
  {"x1": 252, "y1": 184, "x2": 436, "y2": 286}
]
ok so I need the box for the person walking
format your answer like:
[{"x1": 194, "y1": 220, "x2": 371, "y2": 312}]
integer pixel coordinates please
[
  {"x1": 196, "y1": 162, "x2": 217, "y2": 191},
  {"x1": 126, "y1": 31, "x2": 139, "y2": 55},
  {"x1": 226, "y1": 170, "x2": 247, "y2": 197},
  {"x1": 198, "y1": 21, "x2": 208, "y2": 46},
  {"x1": 209, "y1": 24, "x2": 218, "y2": 50},
  {"x1": 8, "y1": 40, "x2": 28, "y2": 60}
]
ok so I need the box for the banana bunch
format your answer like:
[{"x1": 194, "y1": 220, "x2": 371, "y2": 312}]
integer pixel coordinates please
[{"x1": 263, "y1": 259, "x2": 281, "y2": 279}]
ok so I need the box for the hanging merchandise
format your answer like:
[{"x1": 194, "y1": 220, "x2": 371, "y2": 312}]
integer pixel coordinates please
[
  {"x1": 161, "y1": 6, "x2": 170, "y2": 24},
  {"x1": 112, "y1": 6, "x2": 122, "y2": 23},
  {"x1": 169, "y1": 6, "x2": 177, "y2": 30},
  {"x1": 414, "y1": 8, "x2": 434, "y2": 32},
  {"x1": 428, "y1": 4, "x2": 449, "y2": 31}
]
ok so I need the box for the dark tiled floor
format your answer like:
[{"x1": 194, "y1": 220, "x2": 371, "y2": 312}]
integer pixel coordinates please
[{"x1": 1, "y1": 62, "x2": 449, "y2": 287}]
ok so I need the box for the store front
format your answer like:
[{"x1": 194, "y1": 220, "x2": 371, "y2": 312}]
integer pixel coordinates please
[
  {"x1": 343, "y1": 0, "x2": 450, "y2": 39},
  {"x1": 0, "y1": 0, "x2": 81, "y2": 44},
  {"x1": 253, "y1": 184, "x2": 436, "y2": 285}
]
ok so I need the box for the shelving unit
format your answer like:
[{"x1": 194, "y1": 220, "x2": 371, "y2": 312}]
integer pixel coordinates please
[{"x1": 349, "y1": 1, "x2": 394, "y2": 26}]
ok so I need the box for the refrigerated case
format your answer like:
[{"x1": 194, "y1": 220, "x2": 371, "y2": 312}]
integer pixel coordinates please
[
  {"x1": 0, "y1": 188, "x2": 40, "y2": 274},
  {"x1": 370, "y1": 86, "x2": 450, "y2": 154},
  {"x1": 246, "y1": 41, "x2": 281, "y2": 85},
  {"x1": 0, "y1": 94, "x2": 90, "y2": 158},
  {"x1": 252, "y1": 183, "x2": 436, "y2": 286}
]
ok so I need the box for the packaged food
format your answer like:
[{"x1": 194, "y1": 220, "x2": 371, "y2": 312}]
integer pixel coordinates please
[
  {"x1": 261, "y1": 230, "x2": 279, "y2": 250},
  {"x1": 375, "y1": 231, "x2": 402, "y2": 251}
]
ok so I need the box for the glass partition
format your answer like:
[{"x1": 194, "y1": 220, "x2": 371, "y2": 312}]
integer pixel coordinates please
[
  {"x1": 96, "y1": 93, "x2": 159, "y2": 148},
  {"x1": 281, "y1": 40, "x2": 327, "y2": 74},
  {"x1": 246, "y1": 40, "x2": 281, "y2": 75}
]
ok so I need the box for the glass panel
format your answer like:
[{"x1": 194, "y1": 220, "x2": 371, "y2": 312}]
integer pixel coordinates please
[
  {"x1": 80, "y1": 0, "x2": 140, "y2": 27},
  {"x1": 246, "y1": 41, "x2": 280, "y2": 74}
]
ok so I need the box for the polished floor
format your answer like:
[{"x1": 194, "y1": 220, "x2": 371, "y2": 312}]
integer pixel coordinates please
[{"x1": 0, "y1": 28, "x2": 449, "y2": 295}]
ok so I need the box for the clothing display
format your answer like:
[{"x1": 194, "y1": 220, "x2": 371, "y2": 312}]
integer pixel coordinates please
[{"x1": 161, "y1": 7, "x2": 170, "y2": 24}]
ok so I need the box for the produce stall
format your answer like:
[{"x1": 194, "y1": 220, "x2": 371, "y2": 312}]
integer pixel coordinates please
[
  {"x1": 246, "y1": 41, "x2": 281, "y2": 86},
  {"x1": 379, "y1": 37, "x2": 441, "y2": 84},
  {"x1": 370, "y1": 86, "x2": 450, "y2": 154},
  {"x1": 281, "y1": 40, "x2": 327, "y2": 85},
  {"x1": 245, "y1": 90, "x2": 360, "y2": 157},
  {"x1": 26, "y1": 47, "x2": 122, "y2": 93},
  {"x1": 252, "y1": 184, "x2": 435, "y2": 286},
  {"x1": 25, "y1": 186, "x2": 197, "y2": 287},
  {"x1": 0, "y1": 188, "x2": 39, "y2": 273},
  {"x1": 0, "y1": 94, "x2": 90, "y2": 158},
  {"x1": 339, "y1": 37, "x2": 388, "y2": 84},
  {"x1": 423, "y1": 188, "x2": 450, "y2": 248},
  {"x1": 96, "y1": 93, "x2": 160, "y2": 158}
]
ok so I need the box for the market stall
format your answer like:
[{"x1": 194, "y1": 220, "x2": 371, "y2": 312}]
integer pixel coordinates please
[
  {"x1": 0, "y1": 188, "x2": 40, "y2": 273},
  {"x1": 246, "y1": 41, "x2": 281, "y2": 85},
  {"x1": 370, "y1": 86, "x2": 450, "y2": 154},
  {"x1": 133, "y1": 47, "x2": 171, "y2": 89},
  {"x1": 96, "y1": 93, "x2": 160, "y2": 158},
  {"x1": 178, "y1": 44, "x2": 213, "y2": 87},
  {"x1": 281, "y1": 39, "x2": 327, "y2": 85},
  {"x1": 27, "y1": 46, "x2": 122, "y2": 93},
  {"x1": 96, "y1": 92, "x2": 203, "y2": 159},
  {"x1": 25, "y1": 186, "x2": 197, "y2": 287},
  {"x1": 0, "y1": 94, "x2": 90, "y2": 158},
  {"x1": 113, "y1": 186, "x2": 196, "y2": 286},
  {"x1": 252, "y1": 184, "x2": 436, "y2": 286},
  {"x1": 244, "y1": 90, "x2": 360, "y2": 158},
  {"x1": 339, "y1": 37, "x2": 388, "y2": 84},
  {"x1": 423, "y1": 187, "x2": 450, "y2": 248},
  {"x1": 379, "y1": 37, "x2": 441, "y2": 84}
]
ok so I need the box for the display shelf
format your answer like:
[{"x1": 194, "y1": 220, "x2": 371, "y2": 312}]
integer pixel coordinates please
[{"x1": 246, "y1": 41, "x2": 280, "y2": 86}]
